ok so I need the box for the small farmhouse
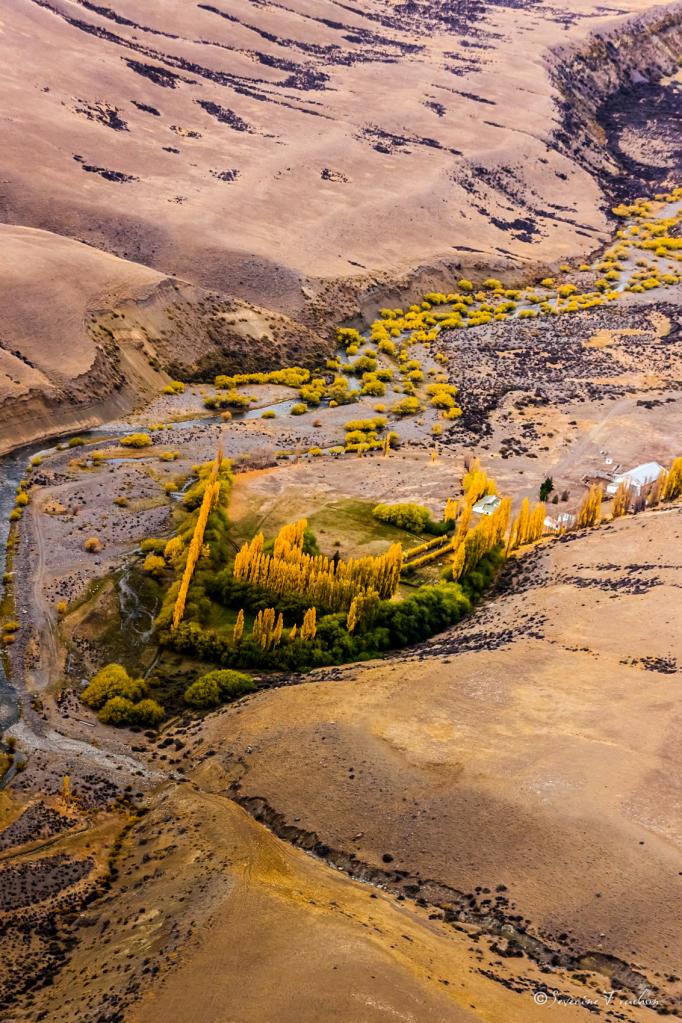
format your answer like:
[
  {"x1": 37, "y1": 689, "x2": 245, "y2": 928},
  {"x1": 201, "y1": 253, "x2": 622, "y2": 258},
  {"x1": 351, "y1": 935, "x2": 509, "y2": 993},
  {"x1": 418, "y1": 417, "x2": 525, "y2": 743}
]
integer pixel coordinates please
[{"x1": 606, "y1": 462, "x2": 665, "y2": 497}]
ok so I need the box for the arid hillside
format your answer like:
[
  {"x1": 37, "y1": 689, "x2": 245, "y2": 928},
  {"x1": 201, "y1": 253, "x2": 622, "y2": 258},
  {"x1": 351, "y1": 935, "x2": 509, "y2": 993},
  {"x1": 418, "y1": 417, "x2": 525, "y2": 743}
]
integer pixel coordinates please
[
  {"x1": 194, "y1": 508, "x2": 682, "y2": 1015},
  {"x1": 1, "y1": 0, "x2": 681, "y2": 451},
  {"x1": 2, "y1": 0, "x2": 682, "y2": 304},
  {"x1": 3, "y1": 510, "x2": 679, "y2": 1023},
  {"x1": 0, "y1": 226, "x2": 324, "y2": 454}
]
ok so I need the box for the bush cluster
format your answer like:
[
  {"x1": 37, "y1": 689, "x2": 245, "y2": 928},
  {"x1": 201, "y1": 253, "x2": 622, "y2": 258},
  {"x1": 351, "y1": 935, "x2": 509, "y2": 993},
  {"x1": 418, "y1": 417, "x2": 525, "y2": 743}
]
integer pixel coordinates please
[
  {"x1": 204, "y1": 392, "x2": 251, "y2": 411},
  {"x1": 121, "y1": 433, "x2": 153, "y2": 448},
  {"x1": 81, "y1": 664, "x2": 165, "y2": 726},
  {"x1": 184, "y1": 669, "x2": 255, "y2": 708},
  {"x1": 373, "y1": 502, "x2": 448, "y2": 535}
]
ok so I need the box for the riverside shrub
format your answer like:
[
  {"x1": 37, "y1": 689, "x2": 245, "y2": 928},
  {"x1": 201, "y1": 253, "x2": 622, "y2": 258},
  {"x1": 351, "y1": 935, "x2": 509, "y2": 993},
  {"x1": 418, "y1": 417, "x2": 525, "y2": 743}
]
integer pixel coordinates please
[
  {"x1": 121, "y1": 433, "x2": 153, "y2": 448},
  {"x1": 81, "y1": 664, "x2": 148, "y2": 709},
  {"x1": 184, "y1": 668, "x2": 254, "y2": 708}
]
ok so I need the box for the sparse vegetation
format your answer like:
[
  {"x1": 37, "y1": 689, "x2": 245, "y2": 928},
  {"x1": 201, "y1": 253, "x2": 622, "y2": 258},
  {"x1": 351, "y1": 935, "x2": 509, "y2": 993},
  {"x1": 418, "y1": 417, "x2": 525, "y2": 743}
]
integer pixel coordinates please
[{"x1": 120, "y1": 433, "x2": 153, "y2": 448}]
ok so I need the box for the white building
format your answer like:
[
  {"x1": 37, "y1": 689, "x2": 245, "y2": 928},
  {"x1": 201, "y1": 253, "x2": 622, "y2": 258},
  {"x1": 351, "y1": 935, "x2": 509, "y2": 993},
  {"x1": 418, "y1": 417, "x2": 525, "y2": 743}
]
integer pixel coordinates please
[
  {"x1": 544, "y1": 512, "x2": 576, "y2": 533},
  {"x1": 606, "y1": 462, "x2": 665, "y2": 497},
  {"x1": 472, "y1": 494, "x2": 502, "y2": 516}
]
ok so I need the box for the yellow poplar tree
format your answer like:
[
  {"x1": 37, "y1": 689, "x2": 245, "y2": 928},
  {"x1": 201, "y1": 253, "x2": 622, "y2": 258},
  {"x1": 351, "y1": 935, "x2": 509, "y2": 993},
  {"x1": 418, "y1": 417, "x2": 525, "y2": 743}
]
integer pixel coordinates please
[
  {"x1": 611, "y1": 482, "x2": 631, "y2": 518},
  {"x1": 577, "y1": 484, "x2": 602, "y2": 528},
  {"x1": 232, "y1": 608, "x2": 245, "y2": 645},
  {"x1": 301, "y1": 607, "x2": 317, "y2": 641},
  {"x1": 171, "y1": 446, "x2": 226, "y2": 629},
  {"x1": 662, "y1": 457, "x2": 682, "y2": 500}
]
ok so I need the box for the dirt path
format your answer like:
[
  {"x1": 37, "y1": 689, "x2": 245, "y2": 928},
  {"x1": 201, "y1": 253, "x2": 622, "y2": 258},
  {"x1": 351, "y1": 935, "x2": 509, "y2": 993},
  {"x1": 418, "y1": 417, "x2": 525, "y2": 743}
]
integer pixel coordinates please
[{"x1": 27, "y1": 503, "x2": 61, "y2": 692}]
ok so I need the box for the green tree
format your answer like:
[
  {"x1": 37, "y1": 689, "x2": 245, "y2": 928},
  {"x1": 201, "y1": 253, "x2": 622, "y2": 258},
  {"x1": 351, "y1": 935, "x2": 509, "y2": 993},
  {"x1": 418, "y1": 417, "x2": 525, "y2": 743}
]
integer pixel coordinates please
[
  {"x1": 132, "y1": 698, "x2": 165, "y2": 726},
  {"x1": 184, "y1": 678, "x2": 221, "y2": 708},
  {"x1": 539, "y1": 477, "x2": 554, "y2": 502},
  {"x1": 184, "y1": 670, "x2": 253, "y2": 709},
  {"x1": 98, "y1": 696, "x2": 136, "y2": 725}
]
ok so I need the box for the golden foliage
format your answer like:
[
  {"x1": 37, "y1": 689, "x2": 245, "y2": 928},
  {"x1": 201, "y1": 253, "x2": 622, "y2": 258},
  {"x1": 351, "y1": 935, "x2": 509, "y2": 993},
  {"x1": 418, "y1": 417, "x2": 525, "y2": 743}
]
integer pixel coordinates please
[
  {"x1": 611, "y1": 482, "x2": 631, "y2": 519},
  {"x1": 576, "y1": 484, "x2": 603, "y2": 529},
  {"x1": 172, "y1": 447, "x2": 224, "y2": 629},
  {"x1": 507, "y1": 498, "x2": 545, "y2": 551},
  {"x1": 234, "y1": 519, "x2": 402, "y2": 612},
  {"x1": 662, "y1": 457, "x2": 682, "y2": 501},
  {"x1": 451, "y1": 498, "x2": 511, "y2": 581},
  {"x1": 232, "y1": 608, "x2": 245, "y2": 645},
  {"x1": 301, "y1": 606, "x2": 317, "y2": 641}
]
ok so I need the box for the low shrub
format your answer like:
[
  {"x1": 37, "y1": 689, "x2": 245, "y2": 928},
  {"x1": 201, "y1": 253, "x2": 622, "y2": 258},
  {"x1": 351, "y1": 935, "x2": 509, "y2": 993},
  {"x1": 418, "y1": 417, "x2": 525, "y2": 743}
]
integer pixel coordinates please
[
  {"x1": 373, "y1": 502, "x2": 448, "y2": 535},
  {"x1": 204, "y1": 392, "x2": 250, "y2": 411},
  {"x1": 98, "y1": 695, "x2": 164, "y2": 727},
  {"x1": 121, "y1": 433, "x2": 153, "y2": 448},
  {"x1": 81, "y1": 663, "x2": 148, "y2": 709},
  {"x1": 184, "y1": 668, "x2": 254, "y2": 708},
  {"x1": 143, "y1": 554, "x2": 166, "y2": 577},
  {"x1": 391, "y1": 396, "x2": 421, "y2": 416}
]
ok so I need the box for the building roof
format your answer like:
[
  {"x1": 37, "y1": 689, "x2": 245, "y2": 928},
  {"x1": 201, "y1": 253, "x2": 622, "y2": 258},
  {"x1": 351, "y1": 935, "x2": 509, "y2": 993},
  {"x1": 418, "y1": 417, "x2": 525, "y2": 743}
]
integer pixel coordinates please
[
  {"x1": 612, "y1": 462, "x2": 665, "y2": 487},
  {"x1": 472, "y1": 494, "x2": 502, "y2": 514}
]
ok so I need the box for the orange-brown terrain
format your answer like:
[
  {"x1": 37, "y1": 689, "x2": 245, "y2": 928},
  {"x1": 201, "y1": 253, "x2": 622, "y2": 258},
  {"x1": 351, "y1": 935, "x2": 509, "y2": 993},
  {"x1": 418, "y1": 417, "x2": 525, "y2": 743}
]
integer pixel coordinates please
[
  {"x1": 1, "y1": 0, "x2": 682, "y2": 449},
  {"x1": 1, "y1": 509, "x2": 680, "y2": 1023},
  {"x1": 1, "y1": 1, "x2": 682, "y2": 1022}
]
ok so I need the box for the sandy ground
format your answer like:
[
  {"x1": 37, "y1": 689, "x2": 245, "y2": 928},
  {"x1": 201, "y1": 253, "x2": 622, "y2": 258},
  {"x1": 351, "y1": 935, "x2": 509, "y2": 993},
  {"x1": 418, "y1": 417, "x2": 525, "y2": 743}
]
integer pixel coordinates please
[{"x1": 1, "y1": 0, "x2": 680, "y2": 453}]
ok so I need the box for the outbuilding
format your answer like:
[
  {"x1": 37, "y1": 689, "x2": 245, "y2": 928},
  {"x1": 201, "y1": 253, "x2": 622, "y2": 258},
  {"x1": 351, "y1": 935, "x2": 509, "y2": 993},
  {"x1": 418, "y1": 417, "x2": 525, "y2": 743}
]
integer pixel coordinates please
[
  {"x1": 544, "y1": 512, "x2": 576, "y2": 532},
  {"x1": 472, "y1": 494, "x2": 502, "y2": 516}
]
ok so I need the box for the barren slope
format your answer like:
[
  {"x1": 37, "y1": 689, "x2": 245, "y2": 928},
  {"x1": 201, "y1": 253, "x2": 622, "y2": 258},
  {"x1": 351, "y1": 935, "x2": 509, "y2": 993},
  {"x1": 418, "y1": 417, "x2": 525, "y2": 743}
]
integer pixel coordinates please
[
  {"x1": 1, "y1": 0, "x2": 681, "y2": 453},
  {"x1": 194, "y1": 509, "x2": 682, "y2": 1010},
  {"x1": 0, "y1": 225, "x2": 324, "y2": 453},
  {"x1": 2, "y1": 0, "x2": 682, "y2": 307}
]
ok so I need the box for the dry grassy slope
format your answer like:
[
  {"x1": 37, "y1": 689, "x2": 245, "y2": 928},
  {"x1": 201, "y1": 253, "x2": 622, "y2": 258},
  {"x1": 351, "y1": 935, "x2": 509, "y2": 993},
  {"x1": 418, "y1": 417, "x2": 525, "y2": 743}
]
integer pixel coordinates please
[
  {"x1": 2, "y1": 0, "x2": 681, "y2": 310},
  {"x1": 6, "y1": 776, "x2": 660, "y2": 1023},
  {"x1": 197, "y1": 509, "x2": 682, "y2": 1006},
  {"x1": 1, "y1": 0, "x2": 681, "y2": 453},
  {"x1": 0, "y1": 225, "x2": 324, "y2": 454}
]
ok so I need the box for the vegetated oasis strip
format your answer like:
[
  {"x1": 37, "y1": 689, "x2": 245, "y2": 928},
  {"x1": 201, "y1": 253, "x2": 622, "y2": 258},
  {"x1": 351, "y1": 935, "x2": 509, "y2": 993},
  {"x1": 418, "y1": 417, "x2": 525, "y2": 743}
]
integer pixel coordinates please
[
  {"x1": 119, "y1": 187, "x2": 682, "y2": 476},
  {"x1": 79, "y1": 441, "x2": 682, "y2": 727},
  {"x1": 194, "y1": 187, "x2": 682, "y2": 445}
]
